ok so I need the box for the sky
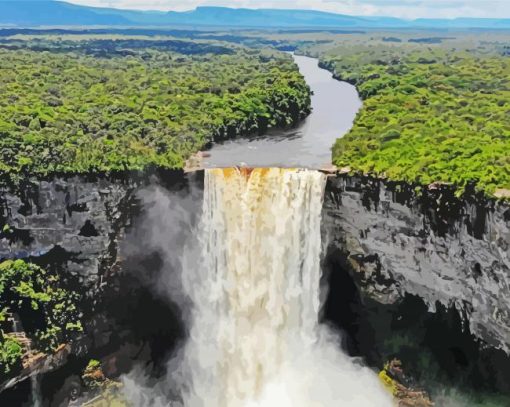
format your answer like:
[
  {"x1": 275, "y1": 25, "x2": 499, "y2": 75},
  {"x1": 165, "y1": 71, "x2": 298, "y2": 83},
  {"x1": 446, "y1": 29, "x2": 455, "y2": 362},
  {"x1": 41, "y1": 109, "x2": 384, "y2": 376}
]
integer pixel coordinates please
[{"x1": 63, "y1": 0, "x2": 510, "y2": 19}]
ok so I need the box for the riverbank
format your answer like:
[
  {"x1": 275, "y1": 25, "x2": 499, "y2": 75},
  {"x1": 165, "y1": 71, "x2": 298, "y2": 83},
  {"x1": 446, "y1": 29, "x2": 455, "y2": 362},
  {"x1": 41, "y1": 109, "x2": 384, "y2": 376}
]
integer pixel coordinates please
[
  {"x1": 203, "y1": 54, "x2": 362, "y2": 169},
  {"x1": 305, "y1": 38, "x2": 510, "y2": 197},
  {"x1": 0, "y1": 41, "x2": 310, "y2": 180}
]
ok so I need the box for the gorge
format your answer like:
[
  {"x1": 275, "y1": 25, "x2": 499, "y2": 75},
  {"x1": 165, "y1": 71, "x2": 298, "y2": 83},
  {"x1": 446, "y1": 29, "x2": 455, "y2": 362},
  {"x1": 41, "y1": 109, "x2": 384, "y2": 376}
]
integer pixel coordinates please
[{"x1": 0, "y1": 54, "x2": 509, "y2": 406}]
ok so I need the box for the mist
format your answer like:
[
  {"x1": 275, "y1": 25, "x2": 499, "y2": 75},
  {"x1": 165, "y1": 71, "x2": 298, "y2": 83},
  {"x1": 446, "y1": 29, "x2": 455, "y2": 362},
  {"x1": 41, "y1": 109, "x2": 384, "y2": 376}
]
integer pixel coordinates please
[{"x1": 116, "y1": 170, "x2": 393, "y2": 406}]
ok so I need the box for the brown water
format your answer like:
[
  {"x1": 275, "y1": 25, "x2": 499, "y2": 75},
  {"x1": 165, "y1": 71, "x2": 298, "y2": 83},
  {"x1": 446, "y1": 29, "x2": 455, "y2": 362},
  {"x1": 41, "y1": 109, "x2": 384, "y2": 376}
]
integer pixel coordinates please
[
  {"x1": 203, "y1": 54, "x2": 362, "y2": 169},
  {"x1": 179, "y1": 167, "x2": 393, "y2": 407}
]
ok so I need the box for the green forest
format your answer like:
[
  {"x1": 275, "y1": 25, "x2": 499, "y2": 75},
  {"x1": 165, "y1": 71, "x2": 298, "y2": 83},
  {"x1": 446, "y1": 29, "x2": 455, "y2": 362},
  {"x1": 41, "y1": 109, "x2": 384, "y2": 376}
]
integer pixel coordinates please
[
  {"x1": 310, "y1": 40, "x2": 510, "y2": 195},
  {"x1": 0, "y1": 38, "x2": 310, "y2": 178},
  {"x1": 1, "y1": 28, "x2": 510, "y2": 406}
]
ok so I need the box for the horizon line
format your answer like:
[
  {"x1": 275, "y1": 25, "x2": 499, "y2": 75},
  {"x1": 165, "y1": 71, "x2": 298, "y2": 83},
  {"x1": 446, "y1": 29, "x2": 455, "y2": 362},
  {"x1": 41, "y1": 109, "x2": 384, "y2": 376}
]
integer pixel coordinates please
[{"x1": 48, "y1": 2, "x2": 510, "y2": 21}]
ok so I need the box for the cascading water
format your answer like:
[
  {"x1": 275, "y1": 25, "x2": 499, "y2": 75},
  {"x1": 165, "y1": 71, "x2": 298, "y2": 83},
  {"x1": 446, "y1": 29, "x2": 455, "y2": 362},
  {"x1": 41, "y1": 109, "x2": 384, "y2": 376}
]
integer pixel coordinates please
[{"x1": 179, "y1": 167, "x2": 393, "y2": 407}]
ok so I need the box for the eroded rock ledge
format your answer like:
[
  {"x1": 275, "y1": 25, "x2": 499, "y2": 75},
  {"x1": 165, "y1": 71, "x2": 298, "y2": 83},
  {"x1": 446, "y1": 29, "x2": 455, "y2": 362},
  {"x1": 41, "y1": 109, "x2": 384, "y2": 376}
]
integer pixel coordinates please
[
  {"x1": 323, "y1": 174, "x2": 510, "y2": 353},
  {"x1": 0, "y1": 175, "x2": 137, "y2": 291}
]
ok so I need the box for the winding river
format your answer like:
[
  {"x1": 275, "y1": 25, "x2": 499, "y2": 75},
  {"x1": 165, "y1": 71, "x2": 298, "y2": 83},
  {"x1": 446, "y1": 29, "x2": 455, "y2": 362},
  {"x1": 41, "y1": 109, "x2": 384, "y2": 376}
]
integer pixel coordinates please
[{"x1": 203, "y1": 54, "x2": 362, "y2": 169}]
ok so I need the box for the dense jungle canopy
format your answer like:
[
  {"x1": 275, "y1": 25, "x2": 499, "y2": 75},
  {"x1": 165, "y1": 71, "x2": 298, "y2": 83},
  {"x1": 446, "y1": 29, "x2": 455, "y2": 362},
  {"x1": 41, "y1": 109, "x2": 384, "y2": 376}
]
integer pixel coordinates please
[
  {"x1": 0, "y1": 37, "x2": 310, "y2": 178},
  {"x1": 307, "y1": 39, "x2": 510, "y2": 195}
]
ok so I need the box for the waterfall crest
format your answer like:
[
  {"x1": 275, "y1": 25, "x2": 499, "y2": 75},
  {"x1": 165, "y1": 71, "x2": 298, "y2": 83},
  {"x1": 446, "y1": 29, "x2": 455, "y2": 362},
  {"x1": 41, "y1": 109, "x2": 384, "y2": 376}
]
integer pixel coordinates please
[{"x1": 180, "y1": 168, "x2": 393, "y2": 407}]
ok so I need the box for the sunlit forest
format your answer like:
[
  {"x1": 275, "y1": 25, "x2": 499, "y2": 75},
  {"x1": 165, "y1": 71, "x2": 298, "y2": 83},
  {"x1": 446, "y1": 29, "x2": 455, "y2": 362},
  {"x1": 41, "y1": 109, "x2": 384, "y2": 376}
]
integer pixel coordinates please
[
  {"x1": 0, "y1": 37, "x2": 310, "y2": 179},
  {"x1": 297, "y1": 34, "x2": 510, "y2": 195}
]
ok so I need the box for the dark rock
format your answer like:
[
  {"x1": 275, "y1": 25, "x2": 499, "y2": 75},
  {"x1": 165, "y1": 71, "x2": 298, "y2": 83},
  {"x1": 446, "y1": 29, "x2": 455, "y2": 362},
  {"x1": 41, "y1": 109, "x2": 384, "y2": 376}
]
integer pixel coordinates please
[
  {"x1": 0, "y1": 176, "x2": 138, "y2": 290},
  {"x1": 323, "y1": 174, "x2": 510, "y2": 353}
]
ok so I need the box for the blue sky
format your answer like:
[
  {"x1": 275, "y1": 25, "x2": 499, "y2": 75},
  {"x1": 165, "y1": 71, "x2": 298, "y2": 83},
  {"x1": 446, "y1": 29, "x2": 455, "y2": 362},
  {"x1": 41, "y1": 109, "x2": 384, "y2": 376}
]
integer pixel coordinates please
[{"x1": 65, "y1": 0, "x2": 510, "y2": 19}]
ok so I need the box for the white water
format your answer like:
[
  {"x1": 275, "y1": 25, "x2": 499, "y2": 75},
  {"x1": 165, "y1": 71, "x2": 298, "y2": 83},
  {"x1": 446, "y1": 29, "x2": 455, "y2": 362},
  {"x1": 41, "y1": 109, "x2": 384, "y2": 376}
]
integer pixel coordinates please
[{"x1": 177, "y1": 168, "x2": 393, "y2": 407}]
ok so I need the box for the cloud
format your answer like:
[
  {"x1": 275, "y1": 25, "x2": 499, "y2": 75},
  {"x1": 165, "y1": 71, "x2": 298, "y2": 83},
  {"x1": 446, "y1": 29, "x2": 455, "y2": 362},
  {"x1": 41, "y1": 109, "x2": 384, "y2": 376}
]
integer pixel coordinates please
[{"x1": 335, "y1": 0, "x2": 510, "y2": 18}]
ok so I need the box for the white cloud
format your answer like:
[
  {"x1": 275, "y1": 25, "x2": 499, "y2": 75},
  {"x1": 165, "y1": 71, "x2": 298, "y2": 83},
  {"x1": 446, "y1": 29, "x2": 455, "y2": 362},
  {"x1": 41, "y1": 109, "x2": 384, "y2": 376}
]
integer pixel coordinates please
[{"x1": 64, "y1": 0, "x2": 510, "y2": 19}]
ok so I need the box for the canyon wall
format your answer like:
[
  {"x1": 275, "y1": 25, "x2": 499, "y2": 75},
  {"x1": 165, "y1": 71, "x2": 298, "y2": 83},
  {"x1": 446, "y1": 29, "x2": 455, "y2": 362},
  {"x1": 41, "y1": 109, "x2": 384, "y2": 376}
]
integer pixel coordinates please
[
  {"x1": 2, "y1": 170, "x2": 510, "y2": 393},
  {"x1": 323, "y1": 174, "x2": 510, "y2": 353},
  {"x1": 0, "y1": 175, "x2": 139, "y2": 292},
  {"x1": 0, "y1": 175, "x2": 138, "y2": 392},
  {"x1": 0, "y1": 171, "x2": 191, "y2": 393},
  {"x1": 2, "y1": 172, "x2": 509, "y2": 354}
]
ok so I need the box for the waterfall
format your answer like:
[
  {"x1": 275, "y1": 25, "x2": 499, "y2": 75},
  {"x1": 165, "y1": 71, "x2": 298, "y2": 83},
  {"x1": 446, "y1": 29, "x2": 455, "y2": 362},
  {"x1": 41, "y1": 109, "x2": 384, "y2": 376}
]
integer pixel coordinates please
[
  {"x1": 7, "y1": 313, "x2": 42, "y2": 407},
  {"x1": 179, "y1": 168, "x2": 393, "y2": 407}
]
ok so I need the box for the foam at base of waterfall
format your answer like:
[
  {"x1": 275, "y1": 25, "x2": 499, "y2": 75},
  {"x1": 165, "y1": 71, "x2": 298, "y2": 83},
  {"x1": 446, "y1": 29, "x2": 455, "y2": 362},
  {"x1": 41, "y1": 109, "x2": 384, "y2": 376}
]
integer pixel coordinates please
[{"x1": 247, "y1": 328, "x2": 393, "y2": 407}]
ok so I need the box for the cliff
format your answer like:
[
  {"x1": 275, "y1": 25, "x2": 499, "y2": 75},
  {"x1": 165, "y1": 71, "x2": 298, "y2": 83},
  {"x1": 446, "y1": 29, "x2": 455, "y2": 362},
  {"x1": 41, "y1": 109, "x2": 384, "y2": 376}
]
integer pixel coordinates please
[
  {"x1": 0, "y1": 173, "x2": 184, "y2": 392},
  {"x1": 323, "y1": 174, "x2": 510, "y2": 353},
  {"x1": 1, "y1": 170, "x2": 510, "y2": 397},
  {"x1": 0, "y1": 175, "x2": 139, "y2": 292},
  {"x1": 2, "y1": 172, "x2": 509, "y2": 353}
]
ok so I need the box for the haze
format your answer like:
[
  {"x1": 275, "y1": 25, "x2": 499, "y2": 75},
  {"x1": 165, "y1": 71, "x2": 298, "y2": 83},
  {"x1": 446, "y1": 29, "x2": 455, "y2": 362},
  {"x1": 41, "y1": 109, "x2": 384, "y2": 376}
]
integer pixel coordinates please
[{"x1": 64, "y1": 0, "x2": 510, "y2": 18}]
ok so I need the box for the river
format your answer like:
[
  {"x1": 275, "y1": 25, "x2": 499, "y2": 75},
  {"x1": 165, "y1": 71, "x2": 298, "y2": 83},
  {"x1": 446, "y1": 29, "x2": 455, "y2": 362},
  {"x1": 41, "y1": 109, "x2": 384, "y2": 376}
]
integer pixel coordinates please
[{"x1": 203, "y1": 54, "x2": 362, "y2": 169}]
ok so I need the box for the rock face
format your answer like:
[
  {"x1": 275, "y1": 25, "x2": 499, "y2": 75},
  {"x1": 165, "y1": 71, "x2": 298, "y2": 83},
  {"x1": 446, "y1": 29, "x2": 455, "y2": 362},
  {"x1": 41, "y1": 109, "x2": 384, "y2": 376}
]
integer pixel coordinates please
[
  {"x1": 2, "y1": 170, "x2": 509, "y2": 394},
  {"x1": 323, "y1": 174, "x2": 510, "y2": 353},
  {"x1": 0, "y1": 171, "x2": 193, "y2": 394},
  {"x1": 0, "y1": 175, "x2": 139, "y2": 292},
  {"x1": 0, "y1": 175, "x2": 143, "y2": 392}
]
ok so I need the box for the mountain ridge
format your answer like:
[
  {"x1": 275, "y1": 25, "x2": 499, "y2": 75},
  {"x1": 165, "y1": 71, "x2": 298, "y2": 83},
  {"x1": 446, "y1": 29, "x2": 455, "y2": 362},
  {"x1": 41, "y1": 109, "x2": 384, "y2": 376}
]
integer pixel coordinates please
[{"x1": 1, "y1": 1, "x2": 510, "y2": 28}]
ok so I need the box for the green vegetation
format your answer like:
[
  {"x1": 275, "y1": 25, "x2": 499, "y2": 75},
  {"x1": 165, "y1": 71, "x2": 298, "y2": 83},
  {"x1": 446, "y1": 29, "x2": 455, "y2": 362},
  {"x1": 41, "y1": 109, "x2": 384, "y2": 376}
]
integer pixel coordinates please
[
  {"x1": 0, "y1": 260, "x2": 82, "y2": 376},
  {"x1": 0, "y1": 335, "x2": 22, "y2": 375},
  {"x1": 0, "y1": 38, "x2": 310, "y2": 177},
  {"x1": 82, "y1": 358, "x2": 127, "y2": 406},
  {"x1": 311, "y1": 40, "x2": 510, "y2": 195}
]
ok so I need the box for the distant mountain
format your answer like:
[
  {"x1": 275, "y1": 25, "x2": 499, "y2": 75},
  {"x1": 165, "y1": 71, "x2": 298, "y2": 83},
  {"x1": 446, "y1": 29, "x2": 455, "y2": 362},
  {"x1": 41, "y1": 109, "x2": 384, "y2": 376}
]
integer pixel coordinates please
[
  {"x1": 1, "y1": 1, "x2": 510, "y2": 29},
  {"x1": 0, "y1": 1, "x2": 130, "y2": 26}
]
